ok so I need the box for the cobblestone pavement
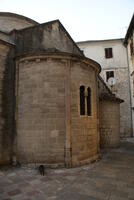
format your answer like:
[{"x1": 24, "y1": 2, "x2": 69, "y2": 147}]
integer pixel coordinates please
[{"x1": 1, "y1": 139, "x2": 134, "y2": 200}]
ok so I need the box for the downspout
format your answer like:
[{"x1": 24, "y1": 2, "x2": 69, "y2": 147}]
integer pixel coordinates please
[{"x1": 126, "y1": 45, "x2": 133, "y2": 137}]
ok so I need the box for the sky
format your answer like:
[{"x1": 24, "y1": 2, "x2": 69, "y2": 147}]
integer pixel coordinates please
[{"x1": 0, "y1": 0, "x2": 134, "y2": 42}]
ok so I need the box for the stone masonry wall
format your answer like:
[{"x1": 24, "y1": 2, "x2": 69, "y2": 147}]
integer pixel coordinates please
[
  {"x1": 0, "y1": 15, "x2": 38, "y2": 33},
  {"x1": 16, "y1": 57, "x2": 66, "y2": 165},
  {"x1": 15, "y1": 21, "x2": 82, "y2": 57},
  {"x1": 101, "y1": 68, "x2": 131, "y2": 137},
  {"x1": 0, "y1": 43, "x2": 14, "y2": 165},
  {"x1": 99, "y1": 100, "x2": 120, "y2": 148},
  {"x1": 127, "y1": 35, "x2": 134, "y2": 135},
  {"x1": 71, "y1": 62, "x2": 99, "y2": 166}
]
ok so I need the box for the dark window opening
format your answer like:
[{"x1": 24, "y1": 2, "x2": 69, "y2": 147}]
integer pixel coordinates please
[
  {"x1": 105, "y1": 48, "x2": 113, "y2": 58},
  {"x1": 130, "y1": 40, "x2": 133, "y2": 56},
  {"x1": 106, "y1": 71, "x2": 114, "y2": 82},
  {"x1": 133, "y1": 79, "x2": 134, "y2": 97},
  {"x1": 80, "y1": 85, "x2": 85, "y2": 115},
  {"x1": 87, "y1": 87, "x2": 91, "y2": 116}
]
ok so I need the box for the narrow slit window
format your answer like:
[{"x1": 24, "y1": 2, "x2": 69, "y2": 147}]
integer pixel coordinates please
[
  {"x1": 80, "y1": 85, "x2": 85, "y2": 115},
  {"x1": 87, "y1": 87, "x2": 91, "y2": 116}
]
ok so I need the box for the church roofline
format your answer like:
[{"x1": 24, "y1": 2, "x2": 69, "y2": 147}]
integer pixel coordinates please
[
  {"x1": 0, "y1": 12, "x2": 39, "y2": 26},
  {"x1": 99, "y1": 94, "x2": 124, "y2": 103},
  {"x1": 12, "y1": 19, "x2": 59, "y2": 33},
  {"x1": 0, "y1": 30, "x2": 10, "y2": 35},
  {"x1": 0, "y1": 38, "x2": 15, "y2": 47},
  {"x1": 12, "y1": 19, "x2": 84, "y2": 57}
]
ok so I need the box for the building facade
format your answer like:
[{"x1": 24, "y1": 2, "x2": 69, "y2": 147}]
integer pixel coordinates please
[
  {"x1": 77, "y1": 39, "x2": 132, "y2": 137},
  {"x1": 0, "y1": 12, "x2": 102, "y2": 167},
  {"x1": 124, "y1": 14, "x2": 134, "y2": 137},
  {"x1": 0, "y1": 12, "x2": 123, "y2": 167}
]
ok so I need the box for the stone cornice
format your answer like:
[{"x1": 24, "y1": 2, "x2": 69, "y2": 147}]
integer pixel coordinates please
[{"x1": 15, "y1": 52, "x2": 101, "y2": 74}]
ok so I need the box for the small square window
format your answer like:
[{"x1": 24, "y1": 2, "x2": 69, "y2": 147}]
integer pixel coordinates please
[
  {"x1": 105, "y1": 48, "x2": 113, "y2": 59},
  {"x1": 106, "y1": 71, "x2": 114, "y2": 82}
]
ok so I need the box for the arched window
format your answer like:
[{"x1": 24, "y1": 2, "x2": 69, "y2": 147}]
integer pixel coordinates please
[
  {"x1": 87, "y1": 87, "x2": 91, "y2": 116},
  {"x1": 80, "y1": 85, "x2": 85, "y2": 115}
]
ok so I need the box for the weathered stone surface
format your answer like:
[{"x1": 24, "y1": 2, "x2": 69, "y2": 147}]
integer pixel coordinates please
[
  {"x1": 16, "y1": 54, "x2": 99, "y2": 166},
  {"x1": 99, "y1": 100, "x2": 120, "y2": 148},
  {"x1": 101, "y1": 68, "x2": 131, "y2": 138},
  {"x1": 14, "y1": 20, "x2": 83, "y2": 57},
  {"x1": 98, "y1": 77, "x2": 122, "y2": 148},
  {"x1": 0, "y1": 13, "x2": 121, "y2": 167},
  {"x1": 0, "y1": 12, "x2": 38, "y2": 33},
  {"x1": 71, "y1": 61, "x2": 99, "y2": 166},
  {"x1": 16, "y1": 57, "x2": 66, "y2": 164},
  {"x1": 0, "y1": 42, "x2": 14, "y2": 165}
]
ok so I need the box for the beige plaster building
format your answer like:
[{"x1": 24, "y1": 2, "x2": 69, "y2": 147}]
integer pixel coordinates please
[
  {"x1": 0, "y1": 12, "x2": 122, "y2": 167},
  {"x1": 77, "y1": 38, "x2": 132, "y2": 138}
]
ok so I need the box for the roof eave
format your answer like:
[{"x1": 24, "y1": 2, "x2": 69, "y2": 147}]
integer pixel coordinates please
[{"x1": 124, "y1": 14, "x2": 134, "y2": 45}]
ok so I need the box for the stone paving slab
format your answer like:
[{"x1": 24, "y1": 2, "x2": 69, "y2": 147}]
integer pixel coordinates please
[{"x1": 0, "y1": 139, "x2": 134, "y2": 200}]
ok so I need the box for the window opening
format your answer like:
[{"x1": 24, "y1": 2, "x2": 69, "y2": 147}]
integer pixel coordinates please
[
  {"x1": 80, "y1": 85, "x2": 85, "y2": 115},
  {"x1": 106, "y1": 71, "x2": 114, "y2": 82},
  {"x1": 105, "y1": 48, "x2": 113, "y2": 58},
  {"x1": 87, "y1": 87, "x2": 91, "y2": 116}
]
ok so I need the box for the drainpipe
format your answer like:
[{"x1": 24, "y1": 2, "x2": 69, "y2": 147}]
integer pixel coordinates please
[{"x1": 126, "y1": 45, "x2": 134, "y2": 137}]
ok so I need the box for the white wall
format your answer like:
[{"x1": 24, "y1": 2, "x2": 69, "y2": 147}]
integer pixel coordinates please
[{"x1": 78, "y1": 39, "x2": 127, "y2": 70}]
